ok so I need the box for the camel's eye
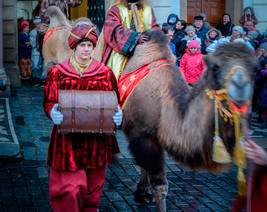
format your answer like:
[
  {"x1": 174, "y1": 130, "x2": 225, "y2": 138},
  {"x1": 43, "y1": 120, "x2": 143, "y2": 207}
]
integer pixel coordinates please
[{"x1": 211, "y1": 63, "x2": 220, "y2": 80}]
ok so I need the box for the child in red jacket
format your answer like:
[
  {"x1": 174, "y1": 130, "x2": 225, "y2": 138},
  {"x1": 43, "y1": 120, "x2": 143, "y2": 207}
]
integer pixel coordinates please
[{"x1": 179, "y1": 40, "x2": 205, "y2": 84}]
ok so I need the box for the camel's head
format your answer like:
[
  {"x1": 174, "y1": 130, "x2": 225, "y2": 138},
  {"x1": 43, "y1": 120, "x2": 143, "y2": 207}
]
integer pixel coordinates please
[{"x1": 204, "y1": 42, "x2": 259, "y2": 107}]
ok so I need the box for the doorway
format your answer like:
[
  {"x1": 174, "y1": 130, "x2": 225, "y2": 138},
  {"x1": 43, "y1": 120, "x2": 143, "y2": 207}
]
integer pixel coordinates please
[
  {"x1": 87, "y1": 0, "x2": 105, "y2": 31},
  {"x1": 187, "y1": 0, "x2": 226, "y2": 26}
]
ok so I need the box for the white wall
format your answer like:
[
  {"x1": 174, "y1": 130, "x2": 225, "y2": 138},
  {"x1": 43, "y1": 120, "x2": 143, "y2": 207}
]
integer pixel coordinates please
[
  {"x1": 170, "y1": 0, "x2": 180, "y2": 18},
  {"x1": 252, "y1": 0, "x2": 267, "y2": 33},
  {"x1": 243, "y1": 0, "x2": 253, "y2": 8},
  {"x1": 150, "y1": 0, "x2": 181, "y2": 25}
]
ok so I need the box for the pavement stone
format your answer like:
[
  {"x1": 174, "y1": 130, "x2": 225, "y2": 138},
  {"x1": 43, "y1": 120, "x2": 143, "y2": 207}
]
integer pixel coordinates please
[{"x1": 0, "y1": 84, "x2": 266, "y2": 211}]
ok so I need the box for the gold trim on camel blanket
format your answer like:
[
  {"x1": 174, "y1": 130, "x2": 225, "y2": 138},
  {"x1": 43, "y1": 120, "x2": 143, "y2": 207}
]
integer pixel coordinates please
[{"x1": 107, "y1": 4, "x2": 152, "y2": 79}]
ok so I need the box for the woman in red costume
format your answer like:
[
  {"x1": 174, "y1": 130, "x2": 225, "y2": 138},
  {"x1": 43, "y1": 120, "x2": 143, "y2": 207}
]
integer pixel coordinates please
[{"x1": 43, "y1": 24, "x2": 123, "y2": 212}]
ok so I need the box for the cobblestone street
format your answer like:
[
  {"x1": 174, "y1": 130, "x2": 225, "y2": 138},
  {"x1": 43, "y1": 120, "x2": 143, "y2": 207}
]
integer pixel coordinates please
[{"x1": 0, "y1": 84, "x2": 266, "y2": 212}]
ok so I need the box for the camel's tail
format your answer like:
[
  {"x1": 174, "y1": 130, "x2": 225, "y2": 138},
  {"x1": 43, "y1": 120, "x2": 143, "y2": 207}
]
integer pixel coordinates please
[{"x1": 47, "y1": 6, "x2": 71, "y2": 28}]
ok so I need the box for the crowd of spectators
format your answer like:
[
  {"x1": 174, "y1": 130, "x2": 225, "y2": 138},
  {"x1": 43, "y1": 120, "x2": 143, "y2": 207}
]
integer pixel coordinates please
[{"x1": 162, "y1": 7, "x2": 267, "y2": 129}]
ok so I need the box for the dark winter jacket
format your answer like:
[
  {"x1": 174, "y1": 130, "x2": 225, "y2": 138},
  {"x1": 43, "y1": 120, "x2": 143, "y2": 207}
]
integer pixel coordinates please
[
  {"x1": 217, "y1": 22, "x2": 234, "y2": 37},
  {"x1": 18, "y1": 32, "x2": 31, "y2": 59}
]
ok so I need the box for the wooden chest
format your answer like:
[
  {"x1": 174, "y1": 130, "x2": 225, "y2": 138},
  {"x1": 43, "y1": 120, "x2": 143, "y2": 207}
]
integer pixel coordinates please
[{"x1": 58, "y1": 90, "x2": 118, "y2": 134}]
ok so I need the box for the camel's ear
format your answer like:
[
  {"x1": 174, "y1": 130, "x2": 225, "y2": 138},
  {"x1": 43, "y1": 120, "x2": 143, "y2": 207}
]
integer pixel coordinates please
[{"x1": 203, "y1": 54, "x2": 222, "y2": 73}]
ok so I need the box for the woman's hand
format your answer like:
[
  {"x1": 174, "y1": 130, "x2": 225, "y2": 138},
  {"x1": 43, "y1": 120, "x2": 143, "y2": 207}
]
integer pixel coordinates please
[{"x1": 244, "y1": 139, "x2": 267, "y2": 166}]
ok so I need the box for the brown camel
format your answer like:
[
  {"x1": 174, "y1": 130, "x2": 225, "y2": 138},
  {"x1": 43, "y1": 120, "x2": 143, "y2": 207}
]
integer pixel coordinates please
[
  {"x1": 120, "y1": 30, "x2": 258, "y2": 211},
  {"x1": 42, "y1": 6, "x2": 259, "y2": 212}
]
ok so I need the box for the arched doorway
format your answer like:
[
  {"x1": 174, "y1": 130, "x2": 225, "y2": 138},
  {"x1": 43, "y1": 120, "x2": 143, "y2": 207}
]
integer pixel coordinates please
[{"x1": 187, "y1": 0, "x2": 225, "y2": 26}]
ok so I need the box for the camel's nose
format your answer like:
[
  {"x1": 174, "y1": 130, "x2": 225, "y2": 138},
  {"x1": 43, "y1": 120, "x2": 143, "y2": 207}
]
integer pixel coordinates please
[
  {"x1": 230, "y1": 68, "x2": 249, "y2": 88},
  {"x1": 227, "y1": 68, "x2": 252, "y2": 106}
]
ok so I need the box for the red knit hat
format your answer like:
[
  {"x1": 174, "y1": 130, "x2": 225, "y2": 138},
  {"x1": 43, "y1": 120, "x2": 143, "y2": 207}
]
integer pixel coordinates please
[
  {"x1": 188, "y1": 40, "x2": 200, "y2": 49},
  {"x1": 68, "y1": 24, "x2": 98, "y2": 49},
  {"x1": 21, "y1": 20, "x2": 29, "y2": 29}
]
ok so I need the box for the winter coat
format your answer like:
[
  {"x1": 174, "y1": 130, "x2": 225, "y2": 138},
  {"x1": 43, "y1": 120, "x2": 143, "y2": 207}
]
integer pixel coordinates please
[
  {"x1": 169, "y1": 41, "x2": 176, "y2": 56},
  {"x1": 179, "y1": 49, "x2": 205, "y2": 84},
  {"x1": 18, "y1": 32, "x2": 31, "y2": 59},
  {"x1": 204, "y1": 28, "x2": 222, "y2": 49},
  {"x1": 257, "y1": 56, "x2": 267, "y2": 107},
  {"x1": 216, "y1": 22, "x2": 234, "y2": 37},
  {"x1": 172, "y1": 29, "x2": 186, "y2": 47},
  {"x1": 195, "y1": 25, "x2": 209, "y2": 42},
  {"x1": 205, "y1": 38, "x2": 230, "y2": 53},
  {"x1": 226, "y1": 36, "x2": 255, "y2": 50}
]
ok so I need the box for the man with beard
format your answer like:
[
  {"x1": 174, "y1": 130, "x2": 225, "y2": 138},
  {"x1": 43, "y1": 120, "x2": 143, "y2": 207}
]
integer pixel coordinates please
[{"x1": 101, "y1": 0, "x2": 160, "y2": 79}]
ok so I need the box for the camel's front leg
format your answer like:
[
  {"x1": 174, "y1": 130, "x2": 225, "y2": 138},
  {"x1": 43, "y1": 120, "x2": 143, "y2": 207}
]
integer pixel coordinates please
[
  {"x1": 134, "y1": 168, "x2": 152, "y2": 203},
  {"x1": 150, "y1": 169, "x2": 168, "y2": 212}
]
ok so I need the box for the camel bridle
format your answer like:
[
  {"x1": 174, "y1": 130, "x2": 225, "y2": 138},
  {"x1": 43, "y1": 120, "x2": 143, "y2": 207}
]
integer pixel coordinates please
[
  {"x1": 205, "y1": 65, "x2": 251, "y2": 124},
  {"x1": 205, "y1": 65, "x2": 251, "y2": 197}
]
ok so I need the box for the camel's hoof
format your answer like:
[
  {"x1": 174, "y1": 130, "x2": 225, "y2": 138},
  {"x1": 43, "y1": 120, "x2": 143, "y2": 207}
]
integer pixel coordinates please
[{"x1": 134, "y1": 189, "x2": 152, "y2": 204}]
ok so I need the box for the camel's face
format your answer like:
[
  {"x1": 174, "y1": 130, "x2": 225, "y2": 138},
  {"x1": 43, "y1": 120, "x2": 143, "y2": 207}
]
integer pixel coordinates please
[
  {"x1": 226, "y1": 65, "x2": 252, "y2": 106},
  {"x1": 204, "y1": 43, "x2": 258, "y2": 107}
]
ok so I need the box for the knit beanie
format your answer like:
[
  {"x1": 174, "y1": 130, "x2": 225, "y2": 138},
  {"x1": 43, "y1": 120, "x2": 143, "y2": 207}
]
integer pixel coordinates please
[
  {"x1": 188, "y1": 40, "x2": 200, "y2": 49},
  {"x1": 232, "y1": 25, "x2": 243, "y2": 35},
  {"x1": 185, "y1": 25, "x2": 196, "y2": 33},
  {"x1": 167, "y1": 13, "x2": 179, "y2": 26},
  {"x1": 21, "y1": 20, "x2": 29, "y2": 29},
  {"x1": 259, "y1": 42, "x2": 267, "y2": 51}
]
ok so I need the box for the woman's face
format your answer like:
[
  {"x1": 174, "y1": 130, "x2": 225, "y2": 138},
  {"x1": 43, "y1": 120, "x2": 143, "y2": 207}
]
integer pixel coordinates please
[
  {"x1": 223, "y1": 15, "x2": 230, "y2": 23},
  {"x1": 232, "y1": 30, "x2": 241, "y2": 38},
  {"x1": 75, "y1": 41, "x2": 94, "y2": 62},
  {"x1": 244, "y1": 21, "x2": 254, "y2": 31},
  {"x1": 167, "y1": 29, "x2": 174, "y2": 41},
  {"x1": 187, "y1": 30, "x2": 195, "y2": 38},
  {"x1": 209, "y1": 30, "x2": 217, "y2": 39},
  {"x1": 176, "y1": 21, "x2": 183, "y2": 30}
]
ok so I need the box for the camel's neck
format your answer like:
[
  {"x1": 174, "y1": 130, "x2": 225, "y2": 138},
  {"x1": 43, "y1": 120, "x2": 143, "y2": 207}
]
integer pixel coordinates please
[
  {"x1": 159, "y1": 80, "x2": 229, "y2": 172},
  {"x1": 49, "y1": 17, "x2": 71, "y2": 29},
  {"x1": 123, "y1": 42, "x2": 176, "y2": 75}
]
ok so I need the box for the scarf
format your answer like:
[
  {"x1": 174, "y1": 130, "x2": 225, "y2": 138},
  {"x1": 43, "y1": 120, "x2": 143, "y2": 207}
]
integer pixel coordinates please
[{"x1": 70, "y1": 55, "x2": 92, "y2": 75}]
